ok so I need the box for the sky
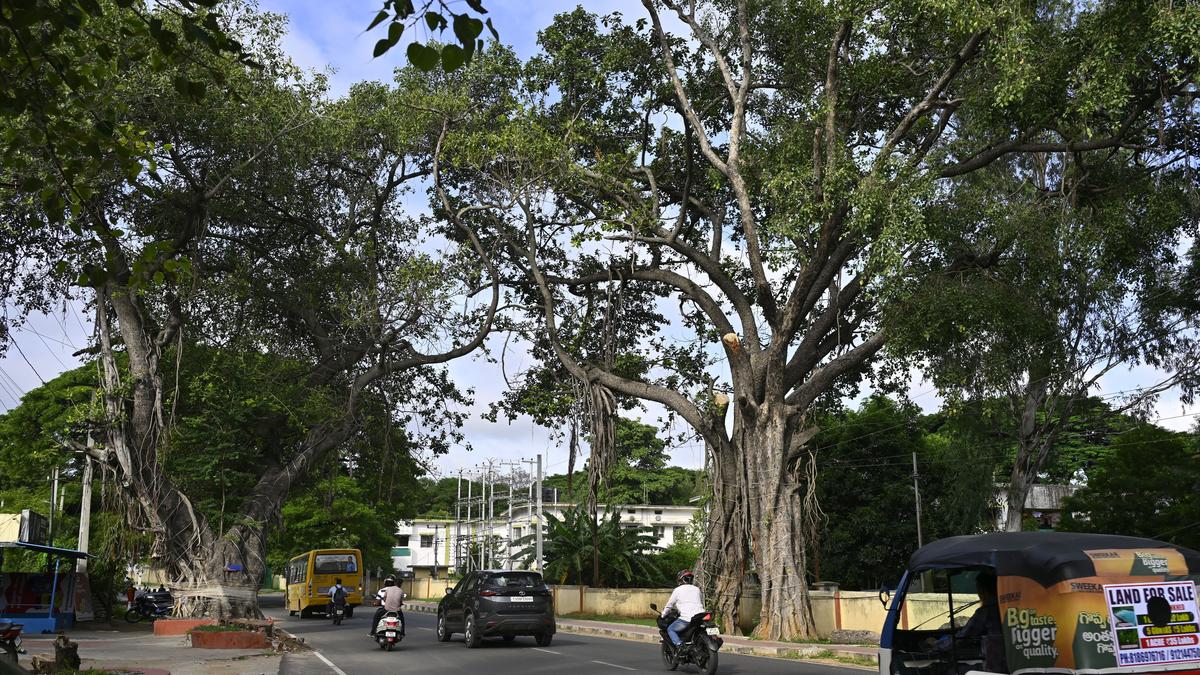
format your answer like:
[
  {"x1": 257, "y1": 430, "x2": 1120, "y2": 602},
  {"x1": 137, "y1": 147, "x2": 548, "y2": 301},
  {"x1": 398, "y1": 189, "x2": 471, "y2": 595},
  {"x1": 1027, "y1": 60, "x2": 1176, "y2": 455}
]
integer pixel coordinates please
[{"x1": 0, "y1": 1, "x2": 1196, "y2": 482}]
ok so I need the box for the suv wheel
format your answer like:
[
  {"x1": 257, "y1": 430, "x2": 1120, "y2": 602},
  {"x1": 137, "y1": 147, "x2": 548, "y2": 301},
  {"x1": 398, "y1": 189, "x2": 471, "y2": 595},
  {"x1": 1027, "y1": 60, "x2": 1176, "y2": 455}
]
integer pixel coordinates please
[
  {"x1": 464, "y1": 613, "x2": 482, "y2": 648},
  {"x1": 436, "y1": 611, "x2": 452, "y2": 642},
  {"x1": 535, "y1": 632, "x2": 553, "y2": 647}
]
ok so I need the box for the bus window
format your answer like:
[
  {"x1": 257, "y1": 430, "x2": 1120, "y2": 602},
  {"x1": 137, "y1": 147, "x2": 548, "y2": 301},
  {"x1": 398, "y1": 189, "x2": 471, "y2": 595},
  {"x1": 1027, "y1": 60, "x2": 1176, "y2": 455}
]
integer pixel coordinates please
[{"x1": 314, "y1": 553, "x2": 357, "y2": 574}]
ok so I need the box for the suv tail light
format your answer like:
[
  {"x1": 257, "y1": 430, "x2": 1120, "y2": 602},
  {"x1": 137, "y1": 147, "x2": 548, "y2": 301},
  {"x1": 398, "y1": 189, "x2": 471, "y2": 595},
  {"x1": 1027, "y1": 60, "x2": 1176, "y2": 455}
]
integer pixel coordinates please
[{"x1": 703, "y1": 613, "x2": 712, "y2": 621}]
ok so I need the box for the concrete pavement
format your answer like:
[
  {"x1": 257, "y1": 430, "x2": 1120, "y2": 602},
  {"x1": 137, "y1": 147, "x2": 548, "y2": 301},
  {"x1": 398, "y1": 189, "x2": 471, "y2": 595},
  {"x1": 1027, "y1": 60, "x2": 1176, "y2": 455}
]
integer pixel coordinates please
[{"x1": 18, "y1": 626, "x2": 279, "y2": 675}]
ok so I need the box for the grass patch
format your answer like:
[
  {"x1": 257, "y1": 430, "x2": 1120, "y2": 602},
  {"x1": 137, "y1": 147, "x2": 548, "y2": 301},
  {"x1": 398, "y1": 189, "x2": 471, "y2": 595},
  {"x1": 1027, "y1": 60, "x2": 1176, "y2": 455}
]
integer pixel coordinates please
[
  {"x1": 559, "y1": 613, "x2": 659, "y2": 627},
  {"x1": 191, "y1": 623, "x2": 252, "y2": 633}
]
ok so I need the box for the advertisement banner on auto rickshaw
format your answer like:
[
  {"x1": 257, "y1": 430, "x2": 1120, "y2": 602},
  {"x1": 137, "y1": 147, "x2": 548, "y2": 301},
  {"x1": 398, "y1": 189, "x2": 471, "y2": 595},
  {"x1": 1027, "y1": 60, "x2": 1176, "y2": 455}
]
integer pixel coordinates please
[
  {"x1": 996, "y1": 548, "x2": 1200, "y2": 673},
  {"x1": 1103, "y1": 581, "x2": 1200, "y2": 668}
]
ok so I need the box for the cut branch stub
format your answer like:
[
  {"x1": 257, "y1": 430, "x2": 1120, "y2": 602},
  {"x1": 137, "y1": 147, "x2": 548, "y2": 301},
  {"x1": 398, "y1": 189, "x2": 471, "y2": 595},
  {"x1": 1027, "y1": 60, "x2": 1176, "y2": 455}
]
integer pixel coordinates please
[{"x1": 721, "y1": 332, "x2": 741, "y2": 354}]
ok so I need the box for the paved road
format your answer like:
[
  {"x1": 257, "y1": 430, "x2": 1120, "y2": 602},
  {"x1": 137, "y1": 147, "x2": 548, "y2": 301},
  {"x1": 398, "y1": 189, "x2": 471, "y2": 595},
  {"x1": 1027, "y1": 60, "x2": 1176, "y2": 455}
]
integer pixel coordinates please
[{"x1": 261, "y1": 594, "x2": 861, "y2": 675}]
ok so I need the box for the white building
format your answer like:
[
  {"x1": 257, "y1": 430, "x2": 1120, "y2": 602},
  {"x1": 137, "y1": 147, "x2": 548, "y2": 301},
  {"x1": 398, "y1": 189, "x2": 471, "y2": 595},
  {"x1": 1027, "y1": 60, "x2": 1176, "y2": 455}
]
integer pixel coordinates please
[
  {"x1": 993, "y1": 483, "x2": 1077, "y2": 530},
  {"x1": 393, "y1": 503, "x2": 697, "y2": 578}
]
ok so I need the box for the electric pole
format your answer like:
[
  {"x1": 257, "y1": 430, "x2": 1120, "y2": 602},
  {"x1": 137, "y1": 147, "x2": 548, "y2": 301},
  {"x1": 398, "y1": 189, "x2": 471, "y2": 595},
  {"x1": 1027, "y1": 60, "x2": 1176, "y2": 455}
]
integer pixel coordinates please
[
  {"x1": 77, "y1": 436, "x2": 95, "y2": 573},
  {"x1": 912, "y1": 452, "x2": 924, "y2": 548},
  {"x1": 48, "y1": 466, "x2": 60, "y2": 544},
  {"x1": 455, "y1": 471, "x2": 462, "y2": 572},
  {"x1": 536, "y1": 454, "x2": 543, "y2": 574}
]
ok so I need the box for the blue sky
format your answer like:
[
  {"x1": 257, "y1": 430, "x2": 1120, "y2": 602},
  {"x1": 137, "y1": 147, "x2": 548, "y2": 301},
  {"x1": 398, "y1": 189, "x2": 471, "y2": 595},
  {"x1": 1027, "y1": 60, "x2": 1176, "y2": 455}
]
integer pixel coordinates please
[
  {"x1": 256, "y1": 0, "x2": 649, "y2": 97},
  {"x1": 0, "y1": 1, "x2": 1195, "y2": 481}
]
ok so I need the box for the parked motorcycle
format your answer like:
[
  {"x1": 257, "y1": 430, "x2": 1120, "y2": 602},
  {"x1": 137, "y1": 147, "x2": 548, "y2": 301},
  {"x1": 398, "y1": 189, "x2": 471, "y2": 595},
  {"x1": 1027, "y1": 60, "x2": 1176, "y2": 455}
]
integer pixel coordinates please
[
  {"x1": 329, "y1": 602, "x2": 346, "y2": 626},
  {"x1": 650, "y1": 603, "x2": 722, "y2": 674},
  {"x1": 125, "y1": 593, "x2": 173, "y2": 623},
  {"x1": 0, "y1": 620, "x2": 24, "y2": 667},
  {"x1": 373, "y1": 611, "x2": 404, "y2": 651}
]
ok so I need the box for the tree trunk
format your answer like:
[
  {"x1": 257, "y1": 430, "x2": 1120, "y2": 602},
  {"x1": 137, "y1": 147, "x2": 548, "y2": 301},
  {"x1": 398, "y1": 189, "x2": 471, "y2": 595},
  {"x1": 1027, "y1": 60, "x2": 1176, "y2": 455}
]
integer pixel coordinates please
[
  {"x1": 1003, "y1": 454, "x2": 1035, "y2": 532},
  {"x1": 172, "y1": 526, "x2": 265, "y2": 619},
  {"x1": 93, "y1": 287, "x2": 326, "y2": 620},
  {"x1": 1004, "y1": 376, "x2": 1051, "y2": 532},
  {"x1": 696, "y1": 436, "x2": 749, "y2": 635},
  {"x1": 742, "y1": 403, "x2": 819, "y2": 641}
]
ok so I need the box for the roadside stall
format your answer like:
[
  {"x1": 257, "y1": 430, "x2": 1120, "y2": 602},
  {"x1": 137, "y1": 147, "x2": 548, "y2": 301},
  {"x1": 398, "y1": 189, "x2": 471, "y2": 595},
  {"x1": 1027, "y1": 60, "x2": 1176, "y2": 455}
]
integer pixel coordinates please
[
  {"x1": 880, "y1": 532, "x2": 1200, "y2": 675},
  {"x1": 0, "y1": 541, "x2": 91, "y2": 633}
]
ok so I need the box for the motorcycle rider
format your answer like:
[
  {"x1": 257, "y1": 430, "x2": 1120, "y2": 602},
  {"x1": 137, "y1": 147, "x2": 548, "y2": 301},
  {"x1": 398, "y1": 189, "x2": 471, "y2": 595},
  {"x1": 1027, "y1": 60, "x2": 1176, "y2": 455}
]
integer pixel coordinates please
[
  {"x1": 662, "y1": 569, "x2": 707, "y2": 663},
  {"x1": 370, "y1": 576, "x2": 406, "y2": 638},
  {"x1": 327, "y1": 577, "x2": 348, "y2": 618}
]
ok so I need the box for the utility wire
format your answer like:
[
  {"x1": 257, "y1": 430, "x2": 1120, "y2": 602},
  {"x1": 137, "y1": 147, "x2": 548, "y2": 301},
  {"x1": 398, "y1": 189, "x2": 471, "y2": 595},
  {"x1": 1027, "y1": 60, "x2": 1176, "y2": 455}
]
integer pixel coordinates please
[{"x1": 10, "y1": 337, "x2": 46, "y2": 385}]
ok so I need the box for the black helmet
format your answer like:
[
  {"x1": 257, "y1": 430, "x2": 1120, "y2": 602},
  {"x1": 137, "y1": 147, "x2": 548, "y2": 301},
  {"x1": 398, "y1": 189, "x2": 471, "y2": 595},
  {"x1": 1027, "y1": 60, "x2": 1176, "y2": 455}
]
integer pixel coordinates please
[{"x1": 677, "y1": 569, "x2": 694, "y2": 584}]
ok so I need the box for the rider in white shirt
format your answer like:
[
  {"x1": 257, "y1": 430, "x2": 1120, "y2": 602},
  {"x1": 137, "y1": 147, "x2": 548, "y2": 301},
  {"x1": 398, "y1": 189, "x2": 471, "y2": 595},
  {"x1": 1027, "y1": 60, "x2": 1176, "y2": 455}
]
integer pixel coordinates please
[
  {"x1": 370, "y1": 577, "x2": 406, "y2": 637},
  {"x1": 662, "y1": 570, "x2": 707, "y2": 648}
]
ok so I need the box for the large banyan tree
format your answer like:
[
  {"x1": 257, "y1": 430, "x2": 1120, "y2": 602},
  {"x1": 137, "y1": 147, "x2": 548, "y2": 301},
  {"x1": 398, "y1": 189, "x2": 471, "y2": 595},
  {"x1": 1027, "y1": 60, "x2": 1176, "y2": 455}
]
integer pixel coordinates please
[
  {"x1": 427, "y1": 1, "x2": 1200, "y2": 639},
  {"x1": 1, "y1": 8, "x2": 499, "y2": 616}
]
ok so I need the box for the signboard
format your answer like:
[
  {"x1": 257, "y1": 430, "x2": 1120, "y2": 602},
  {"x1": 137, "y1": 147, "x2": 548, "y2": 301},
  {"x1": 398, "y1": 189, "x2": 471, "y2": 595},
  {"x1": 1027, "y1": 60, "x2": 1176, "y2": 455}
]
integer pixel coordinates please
[
  {"x1": 1103, "y1": 581, "x2": 1200, "y2": 668},
  {"x1": 19, "y1": 509, "x2": 49, "y2": 545},
  {"x1": 997, "y1": 548, "x2": 1194, "y2": 673}
]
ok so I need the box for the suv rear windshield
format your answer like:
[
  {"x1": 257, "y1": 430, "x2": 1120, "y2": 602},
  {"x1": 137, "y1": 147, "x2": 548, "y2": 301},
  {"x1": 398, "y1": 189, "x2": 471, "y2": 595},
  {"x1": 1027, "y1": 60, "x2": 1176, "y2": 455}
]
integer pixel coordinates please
[{"x1": 484, "y1": 572, "x2": 544, "y2": 589}]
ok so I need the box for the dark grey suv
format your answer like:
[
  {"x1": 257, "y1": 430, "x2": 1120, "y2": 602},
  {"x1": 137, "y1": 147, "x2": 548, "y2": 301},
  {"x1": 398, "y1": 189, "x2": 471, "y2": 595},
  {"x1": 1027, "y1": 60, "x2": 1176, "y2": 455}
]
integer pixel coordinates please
[{"x1": 435, "y1": 570, "x2": 556, "y2": 647}]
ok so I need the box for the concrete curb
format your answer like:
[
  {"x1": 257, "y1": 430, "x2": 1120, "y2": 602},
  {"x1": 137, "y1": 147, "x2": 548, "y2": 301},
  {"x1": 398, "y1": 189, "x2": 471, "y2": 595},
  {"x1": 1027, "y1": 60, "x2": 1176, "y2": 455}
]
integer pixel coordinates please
[{"x1": 405, "y1": 602, "x2": 878, "y2": 664}]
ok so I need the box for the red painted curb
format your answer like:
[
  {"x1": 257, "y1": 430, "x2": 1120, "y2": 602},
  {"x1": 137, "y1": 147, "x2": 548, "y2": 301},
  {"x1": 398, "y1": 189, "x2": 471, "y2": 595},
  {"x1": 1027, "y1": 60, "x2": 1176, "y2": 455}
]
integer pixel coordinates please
[
  {"x1": 153, "y1": 618, "x2": 216, "y2": 636},
  {"x1": 188, "y1": 630, "x2": 269, "y2": 649}
]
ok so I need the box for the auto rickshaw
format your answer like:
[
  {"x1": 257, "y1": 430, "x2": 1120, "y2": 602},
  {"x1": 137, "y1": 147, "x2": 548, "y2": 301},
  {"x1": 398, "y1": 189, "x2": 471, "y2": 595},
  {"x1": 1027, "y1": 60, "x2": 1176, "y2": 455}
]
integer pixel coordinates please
[{"x1": 880, "y1": 532, "x2": 1200, "y2": 675}]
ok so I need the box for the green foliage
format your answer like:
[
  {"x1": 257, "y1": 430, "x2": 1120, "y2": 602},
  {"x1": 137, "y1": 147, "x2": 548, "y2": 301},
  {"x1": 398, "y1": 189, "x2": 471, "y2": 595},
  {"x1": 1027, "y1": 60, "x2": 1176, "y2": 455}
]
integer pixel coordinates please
[
  {"x1": 814, "y1": 397, "x2": 996, "y2": 590},
  {"x1": 366, "y1": 0, "x2": 496, "y2": 72},
  {"x1": 413, "y1": 477, "x2": 461, "y2": 518},
  {"x1": 647, "y1": 539, "x2": 700, "y2": 588},
  {"x1": 515, "y1": 505, "x2": 660, "y2": 588},
  {"x1": 508, "y1": 417, "x2": 701, "y2": 509},
  {"x1": 0, "y1": 363, "x2": 97, "y2": 504},
  {"x1": 270, "y1": 475, "x2": 406, "y2": 575},
  {"x1": 161, "y1": 347, "x2": 315, "y2": 529},
  {"x1": 1059, "y1": 427, "x2": 1200, "y2": 551}
]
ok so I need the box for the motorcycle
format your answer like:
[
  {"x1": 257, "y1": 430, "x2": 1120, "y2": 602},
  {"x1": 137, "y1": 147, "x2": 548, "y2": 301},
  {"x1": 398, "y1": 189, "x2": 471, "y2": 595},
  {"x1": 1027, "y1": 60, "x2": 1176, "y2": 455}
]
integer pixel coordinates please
[
  {"x1": 329, "y1": 602, "x2": 346, "y2": 626},
  {"x1": 650, "y1": 603, "x2": 722, "y2": 674},
  {"x1": 373, "y1": 611, "x2": 404, "y2": 651},
  {"x1": 125, "y1": 594, "x2": 173, "y2": 623},
  {"x1": 0, "y1": 620, "x2": 23, "y2": 667}
]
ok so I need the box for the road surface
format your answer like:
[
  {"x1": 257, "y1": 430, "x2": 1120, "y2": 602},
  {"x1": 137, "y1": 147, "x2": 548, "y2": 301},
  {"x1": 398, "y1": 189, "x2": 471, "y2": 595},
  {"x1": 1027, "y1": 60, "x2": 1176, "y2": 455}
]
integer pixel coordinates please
[{"x1": 261, "y1": 594, "x2": 864, "y2": 675}]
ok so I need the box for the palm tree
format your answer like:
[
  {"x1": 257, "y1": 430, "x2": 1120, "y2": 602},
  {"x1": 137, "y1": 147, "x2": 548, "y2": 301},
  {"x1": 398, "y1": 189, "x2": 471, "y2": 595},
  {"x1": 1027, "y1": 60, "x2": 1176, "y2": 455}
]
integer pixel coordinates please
[{"x1": 515, "y1": 505, "x2": 661, "y2": 587}]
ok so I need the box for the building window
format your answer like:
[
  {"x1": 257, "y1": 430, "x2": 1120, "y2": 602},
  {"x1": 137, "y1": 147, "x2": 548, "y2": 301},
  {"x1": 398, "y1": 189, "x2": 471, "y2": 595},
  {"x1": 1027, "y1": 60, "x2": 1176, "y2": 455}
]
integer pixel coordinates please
[
  {"x1": 653, "y1": 526, "x2": 665, "y2": 539},
  {"x1": 627, "y1": 509, "x2": 636, "y2": 514},
  {"x1": 420, "y1": 534, "x2": 433, "y2": 548},
  {"x1": 397, "y1": 534, "x2": 410, "y2": 547},
  {"x1": 653, "y1": 509, "x2": 663, "y2": 515}
]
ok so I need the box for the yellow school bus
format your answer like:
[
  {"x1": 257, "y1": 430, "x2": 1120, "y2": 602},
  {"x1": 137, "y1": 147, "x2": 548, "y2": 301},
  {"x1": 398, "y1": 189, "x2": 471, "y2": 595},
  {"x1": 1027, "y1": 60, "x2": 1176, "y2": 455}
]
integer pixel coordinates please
[{"x1": 285, "y1": 549, "x2": 365, "y2": 618}]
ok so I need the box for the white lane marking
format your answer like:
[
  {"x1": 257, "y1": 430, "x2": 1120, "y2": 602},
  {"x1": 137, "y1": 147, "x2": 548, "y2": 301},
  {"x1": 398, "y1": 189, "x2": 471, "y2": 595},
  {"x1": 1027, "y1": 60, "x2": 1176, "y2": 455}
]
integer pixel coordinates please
[
  {"x1": 418, "y1": 626, "x2": 434, "y2": 631},
  {"x1": 591, "y1": 660, "x2": 636, "y2": 671},
  {"x1": 533, "y1": 647, "x2": 562, "y2": 655},
  {"x1": 314, "y1": 650, "x2": 348, "y2": 675}
]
